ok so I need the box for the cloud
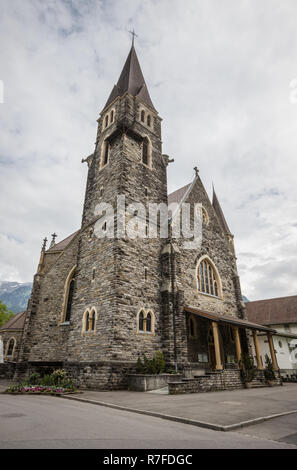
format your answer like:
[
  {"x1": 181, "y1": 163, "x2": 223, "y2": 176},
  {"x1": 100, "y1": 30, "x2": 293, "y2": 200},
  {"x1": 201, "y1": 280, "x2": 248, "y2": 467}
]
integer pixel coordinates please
[{"x1": 0, "y1": 0, "x2": 297, "y2": 302}]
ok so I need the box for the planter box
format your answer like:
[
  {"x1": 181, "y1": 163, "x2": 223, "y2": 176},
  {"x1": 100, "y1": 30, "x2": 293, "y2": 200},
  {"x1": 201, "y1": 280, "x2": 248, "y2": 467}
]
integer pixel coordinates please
[{"x1": 127, "y1": 373, "x2": 183, "y2": 392}]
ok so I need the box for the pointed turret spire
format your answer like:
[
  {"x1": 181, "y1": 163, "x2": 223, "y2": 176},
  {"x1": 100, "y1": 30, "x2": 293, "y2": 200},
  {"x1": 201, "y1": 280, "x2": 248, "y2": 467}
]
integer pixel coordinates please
[
  {"x1": 103, "y1": 44, "x2": 155, "y2": 111},
  {"x1": 212, "y1": 186, "x2": 232, "y2": 236}
]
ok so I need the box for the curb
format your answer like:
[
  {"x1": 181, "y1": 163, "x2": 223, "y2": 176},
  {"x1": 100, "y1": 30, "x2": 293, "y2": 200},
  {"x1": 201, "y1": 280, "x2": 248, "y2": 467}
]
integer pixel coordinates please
[{"x1": 60, "y1": 394, "x2": 297, "y2": 432}]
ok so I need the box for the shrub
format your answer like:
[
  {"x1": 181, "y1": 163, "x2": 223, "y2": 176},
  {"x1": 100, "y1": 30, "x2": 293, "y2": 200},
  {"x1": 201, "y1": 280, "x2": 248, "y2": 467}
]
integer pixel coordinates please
[
  {"x1": 264, "y1": 354, "x2": 275, "y2": 381},
  {"x1": 136, "y1": 351, "x2": 166, "y2": 375},
  {"x1": 240, "y1": 353, "x2": 256, "y2": 382}
]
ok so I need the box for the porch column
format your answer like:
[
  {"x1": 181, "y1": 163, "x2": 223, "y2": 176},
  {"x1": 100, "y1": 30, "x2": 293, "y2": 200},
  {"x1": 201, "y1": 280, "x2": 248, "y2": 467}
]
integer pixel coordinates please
[
  {"x1": 252, "y1": 330, "x2": 263, "y2": 370},
  {"x1": 233, "y1": 326, "x2": 242, "y2": 365},
  {"x1": 267, "y1": 333, "x2": 278, "y2": 371},
  {"x1": 212, "y1": 321, "x2": 223, "y2": 370}
]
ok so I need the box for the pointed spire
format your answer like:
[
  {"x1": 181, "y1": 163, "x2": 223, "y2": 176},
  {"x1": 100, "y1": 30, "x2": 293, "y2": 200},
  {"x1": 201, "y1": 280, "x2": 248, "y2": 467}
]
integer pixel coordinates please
[
  {"x1": 50, "y1": 233, "x2": 57, "y2": 248},
  {"x1": 103, "y1": 44, "x2": 155, "y2": 111},
  {"x1": 212, "y1": 186, "x2": 232, "y2": 235}
]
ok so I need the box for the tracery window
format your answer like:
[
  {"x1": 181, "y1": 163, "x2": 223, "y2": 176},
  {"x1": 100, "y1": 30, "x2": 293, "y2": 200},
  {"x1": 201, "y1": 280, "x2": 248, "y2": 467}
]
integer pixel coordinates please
[
  {"x1": 137, "y1": 310, "x2": 155, "y2": 334},
  {"x1": 197, "y1": 258, "x2": 220, "y2": 297}
]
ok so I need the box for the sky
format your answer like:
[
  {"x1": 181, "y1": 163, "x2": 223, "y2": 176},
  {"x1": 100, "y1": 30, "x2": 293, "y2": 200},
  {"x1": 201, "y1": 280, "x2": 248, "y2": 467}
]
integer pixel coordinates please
[{"x1": 0, "y1": 0, "x2": 297, "y2": 301}]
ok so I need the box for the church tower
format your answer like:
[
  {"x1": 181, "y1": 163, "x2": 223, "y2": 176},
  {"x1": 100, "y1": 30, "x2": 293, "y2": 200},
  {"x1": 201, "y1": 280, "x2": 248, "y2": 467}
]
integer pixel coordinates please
[{"x1": 65, "y1": 43, "x2": 168, "y2": 383}]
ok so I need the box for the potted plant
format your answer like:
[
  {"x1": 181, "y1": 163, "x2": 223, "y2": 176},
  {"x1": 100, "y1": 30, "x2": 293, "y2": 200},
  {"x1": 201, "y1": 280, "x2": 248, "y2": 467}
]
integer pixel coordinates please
[
  {"x1": 239, "y1": 353, "x2": 256, "y2": 388},
  {"x1": 264, "y1": 354, "x2": 276, "y2": 386}
]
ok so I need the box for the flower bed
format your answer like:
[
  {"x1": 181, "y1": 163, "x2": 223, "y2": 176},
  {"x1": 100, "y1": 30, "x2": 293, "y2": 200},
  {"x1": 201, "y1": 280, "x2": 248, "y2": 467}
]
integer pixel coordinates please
[
  {"x1": 3, "y1": 368, "x2": 78, "y2": 395},
  {"x1": 4, "y1": 384, "x2": 76, "y2": 395}
]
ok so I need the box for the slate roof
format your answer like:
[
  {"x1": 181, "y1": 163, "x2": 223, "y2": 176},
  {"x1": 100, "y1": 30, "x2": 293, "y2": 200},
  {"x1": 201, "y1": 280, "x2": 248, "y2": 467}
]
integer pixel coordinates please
[
  {"x1": 0, "y1": 310, "x2": 27, "y2": 331},
  {"x1": 103, "y1": 45, "x2": 156, "y2": 111},
  {"x1": 246, "y1": 296, "x2": 297, "y2": 326},
  {"x1": 168, "y1": 183, "x2": 191, "y2": 206},
  {"x1": 212, "y1": 187, "x2": 232, "y2": 235},
  {"x1": 46, "y1": 230, "x2": 80, "y2": 253}
]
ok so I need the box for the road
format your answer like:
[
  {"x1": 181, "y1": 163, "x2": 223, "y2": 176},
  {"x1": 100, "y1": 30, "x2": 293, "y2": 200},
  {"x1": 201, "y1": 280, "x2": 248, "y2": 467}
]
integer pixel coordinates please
[{"x1": 0, "y1": 394, "x2": 296, "y2": 449}]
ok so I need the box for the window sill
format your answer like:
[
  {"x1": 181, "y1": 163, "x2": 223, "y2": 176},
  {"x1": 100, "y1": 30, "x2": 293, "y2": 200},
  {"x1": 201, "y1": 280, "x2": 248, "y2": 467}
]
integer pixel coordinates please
[
  {"x1": 59, "y1": 321, "x2": 70, "y2": 326},
  {"x1": 198, "y1": 291, "x2": 222, "y2": 300}
]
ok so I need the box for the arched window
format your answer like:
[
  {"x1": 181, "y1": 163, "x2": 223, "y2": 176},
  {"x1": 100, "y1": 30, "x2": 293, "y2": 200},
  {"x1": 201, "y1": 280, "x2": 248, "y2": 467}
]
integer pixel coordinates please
[
  {"x1": 7, "y1": 338, "x2": 15, "y2": 357},
  {"x1": 90, "y1": 309, "x2": 96, "y2": 332},
  {"x1": 110, "y1": 110, "x2": 114, "y2": 123},
  {"x1": 65, "y1": 278, "x2": 75, "y2": 322},
  {"x1": 85, "y1": 311, "x2": 90, "y2": 331},
  {"x1": 202, "y1": 207, "x2": 209, "y2": 225},
  {"x1": 197, "y1": 257, "x2": 220, "y2": 298},
  {"x1": 60, "y1": 265, "x2": 76, "y2": 324},
  {"x1": 139, "y1": 311, "x2": 144, "y2": 331},
  {"x1": 141, "y1": 110, "x2": 145, "y2": 122},
  {"x1": 146, "y1": 312, "x2": 152, "y2": 332},
  {"x1": 142, "y1": 139, "x2": 148, "y2": 165},
  {"x1": 105, "y1": 115, "x2": 109, "y2": 128},
  {"x1": 147, "y1": 115, "x2": 151, "y2": 127},
  {"x1": 103, "y1": 142, "x2": 109, "y2": 166}
]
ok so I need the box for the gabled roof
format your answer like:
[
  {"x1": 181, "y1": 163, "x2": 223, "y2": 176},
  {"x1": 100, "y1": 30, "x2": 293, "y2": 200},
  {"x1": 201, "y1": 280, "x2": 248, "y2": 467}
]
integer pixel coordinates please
[
  {"x1": 168, "y1": 183, "x2": 192, "y2": 207},
  {"x1": 0, "y1": 310, "x2": 26, "y2": 331},
  {"x1": 212, "y1": 187, "x2": 232, "y2": 235},
  {"x1": 46, "y1": 230, "x2": 79, "y2": 253},
  {"x1": 103, "y1": 45, "x2": 155, "y2": 111},
  {"x1": 246, "y1": 295, "x2": 297, "y2": 326}
]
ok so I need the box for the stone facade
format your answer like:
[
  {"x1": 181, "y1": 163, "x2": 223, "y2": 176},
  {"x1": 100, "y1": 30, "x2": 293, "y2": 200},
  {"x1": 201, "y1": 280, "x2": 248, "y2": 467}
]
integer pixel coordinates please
[{"x1": 7, "y1": 44, "x2": 273, "y2": 391}]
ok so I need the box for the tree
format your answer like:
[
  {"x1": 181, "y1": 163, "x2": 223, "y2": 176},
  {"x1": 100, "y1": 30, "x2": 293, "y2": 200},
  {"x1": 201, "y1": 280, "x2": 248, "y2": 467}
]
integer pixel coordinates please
[{"x1": 0, "y1": 300, "x2": 15, "y2": 327}]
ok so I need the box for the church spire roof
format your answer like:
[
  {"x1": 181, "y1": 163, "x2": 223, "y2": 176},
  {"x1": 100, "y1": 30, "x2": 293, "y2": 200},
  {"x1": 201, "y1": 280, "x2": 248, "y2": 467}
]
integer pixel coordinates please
[
  {"x1": 103, "y1": 44, "x2": 155, "y2": 111},
  {"x1": 212, "y1": 186, "x2": 232, "y2": 236}
]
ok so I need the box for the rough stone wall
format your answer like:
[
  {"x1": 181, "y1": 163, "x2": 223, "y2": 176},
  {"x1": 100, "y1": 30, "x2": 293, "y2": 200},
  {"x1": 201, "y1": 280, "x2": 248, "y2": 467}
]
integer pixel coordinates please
[
  {"x1": 169, "y1": 369, "x2": 244, "y2": 394},
  {"x1": 19, "y1": 235, "x2": 79, "y2": 362},
  {"x1": 65, "y1": 93, "x2": 167, "y2": 364},
  {"x1": 1, "y1": 329, "x2": 24, "y2": 362},
  {"x1": 160, "y1": 175, "x2": 248, "y2": 365}
]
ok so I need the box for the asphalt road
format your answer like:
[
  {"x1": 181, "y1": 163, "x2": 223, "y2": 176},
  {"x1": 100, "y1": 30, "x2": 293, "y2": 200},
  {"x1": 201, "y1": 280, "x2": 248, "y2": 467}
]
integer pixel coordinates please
[{"x1": 0, "y1": 394, "x2": 296, "y2": 449}]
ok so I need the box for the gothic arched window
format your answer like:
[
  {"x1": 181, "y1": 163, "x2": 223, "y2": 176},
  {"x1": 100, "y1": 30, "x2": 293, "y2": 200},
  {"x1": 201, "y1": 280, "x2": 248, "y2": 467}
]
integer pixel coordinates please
[
  {"x1": 197, "y1": 258, "x2": 220, "y2": 298},
  {"x1": 105, "y1": 115, "x2": 109, "y2": 128},
  {"x1": 139, "y1": 311, "x2": 144, "y2": 331},
  {"x1": 147, "y1": 114, "x2": 151, "y2": 127},
  {"x1": 142, "y1": 139, "x2": 148, "y2": 165},
  {"x1": 7, "y1": 338, "x2": 15, "y2": 357},
  {"x1": 65, "y1": 278, "x2": 75, "y2": 322},
  {"x1": 61, "y1": 265, "x2": 76, "y2": 324},
  {"x1": 146, "y1": 312, "x2": 152, "y2": 332},
  {"x1": 90, "y1": 309, "x2": 96, "y2": 331},
  {"x1": 141, "y1": 110, "x2": 145, "y2": 122},
  {"x1": 110, "y1": 110, "x2": 114, "y2": 123}
]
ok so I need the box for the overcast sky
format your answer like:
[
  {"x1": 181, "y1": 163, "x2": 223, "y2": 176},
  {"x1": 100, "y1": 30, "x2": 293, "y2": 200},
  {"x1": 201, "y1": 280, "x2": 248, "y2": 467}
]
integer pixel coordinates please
[{"x1": 0, "y1": 0, "x2": 297, "y2": 301}]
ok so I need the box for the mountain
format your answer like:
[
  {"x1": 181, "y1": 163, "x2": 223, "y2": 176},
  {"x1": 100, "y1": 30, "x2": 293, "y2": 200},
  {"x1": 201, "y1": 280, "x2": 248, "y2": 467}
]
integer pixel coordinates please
[{"x1": 0, "y1": 281, "x2": 32, "y2": 313}]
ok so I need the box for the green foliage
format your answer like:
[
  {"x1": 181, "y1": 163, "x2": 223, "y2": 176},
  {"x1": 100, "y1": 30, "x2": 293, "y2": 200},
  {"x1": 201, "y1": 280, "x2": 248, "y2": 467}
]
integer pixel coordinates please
[
  {"x1": 136, "y1": 351, "x2": 166, "y2": 375},
  {"x1": 21, "y1": 369, "x2": 75, "y2": 391},
  {"x1": 0, "y1": 300, "x2": 15, "y2": 327},
  {"x1": 264, "y1": 354, "x2": 276, "y2": 381},
  {"x1": 239, "y1": 353, "x2": 257, "y2": 382}
]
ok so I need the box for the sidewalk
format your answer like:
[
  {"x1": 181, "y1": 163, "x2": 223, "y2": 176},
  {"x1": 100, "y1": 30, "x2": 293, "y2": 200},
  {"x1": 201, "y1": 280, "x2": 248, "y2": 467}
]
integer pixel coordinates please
[
  {"x1": 62, "y1": 383, "x2": 297, "y2": 432},
  {"x1": 2, "y1": 379, "x2": 297, "y2": 432}
]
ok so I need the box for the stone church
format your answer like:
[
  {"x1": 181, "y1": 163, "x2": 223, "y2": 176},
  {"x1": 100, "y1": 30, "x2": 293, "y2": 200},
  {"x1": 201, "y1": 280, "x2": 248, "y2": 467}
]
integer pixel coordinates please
[{"x1": 4, "y1": 43, "x2": 279, "y2": 391}]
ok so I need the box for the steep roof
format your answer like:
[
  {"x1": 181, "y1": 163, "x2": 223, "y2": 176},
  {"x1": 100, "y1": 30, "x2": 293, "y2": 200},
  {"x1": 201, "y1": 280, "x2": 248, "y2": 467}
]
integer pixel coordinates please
[
  {"x1": 246, "y1": 295, "x2": 297, "y2": 326},
  {"x1": 212, "y1": 187, "x2": 232, "y2": 235},
  {"x1": 46, "y1": 230, "x2": 79, "y2": 253},
  {"x1": 168, "y1": 183, "x2": 191, "y2": 206},
  {"x1": 0, "y1": 310, "x2": 26, "y2": 331},
  {"x1": 103, "y1": 45, "x2": 155, "y2": 111}
]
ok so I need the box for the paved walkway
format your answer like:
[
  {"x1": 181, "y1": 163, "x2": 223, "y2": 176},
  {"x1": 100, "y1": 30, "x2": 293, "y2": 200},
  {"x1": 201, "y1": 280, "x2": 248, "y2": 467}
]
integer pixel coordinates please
[
  {"x1": 63, "y1": 383, "x2": 297, "y2": 431},
  {"x1": 2, "y1": 379, "x2": 297, "y2": 432}
]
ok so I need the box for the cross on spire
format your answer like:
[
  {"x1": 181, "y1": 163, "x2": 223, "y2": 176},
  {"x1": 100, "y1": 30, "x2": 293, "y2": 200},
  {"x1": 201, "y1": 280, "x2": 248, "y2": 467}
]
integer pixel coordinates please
[{"x1": 129, "y1": 29, "x2": 138, "y2": 46}]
